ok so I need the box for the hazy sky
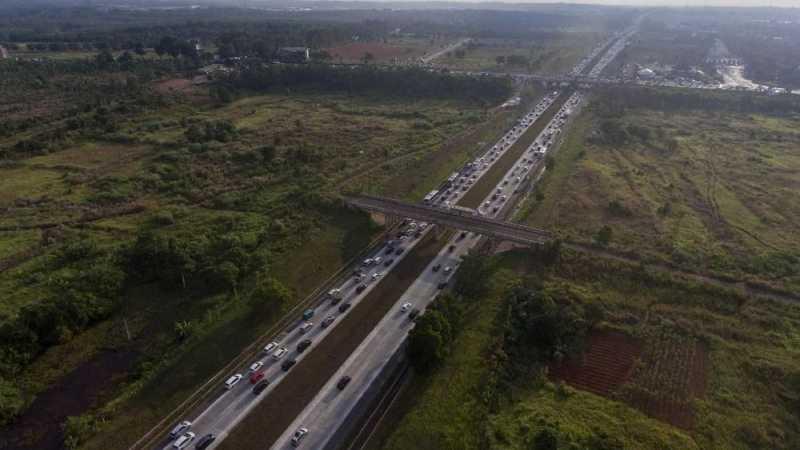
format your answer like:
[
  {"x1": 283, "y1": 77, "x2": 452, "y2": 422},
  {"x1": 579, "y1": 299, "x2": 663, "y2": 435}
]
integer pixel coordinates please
[{"x1": 350, "y1": 0, "x2": 800, "y2": 7}]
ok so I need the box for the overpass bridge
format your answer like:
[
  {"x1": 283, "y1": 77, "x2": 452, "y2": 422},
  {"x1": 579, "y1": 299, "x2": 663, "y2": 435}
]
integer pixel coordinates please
[{"x1": 345, "y1": 194, "x2": 554, "y2": 246}]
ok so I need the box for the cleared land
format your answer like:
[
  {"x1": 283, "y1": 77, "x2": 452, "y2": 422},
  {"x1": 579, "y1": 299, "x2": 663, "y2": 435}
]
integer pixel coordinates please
[
  {"x1": 520, "y1": 96, "x2": 800, "y2": 294},
  {"x1": 325, "y1": 37, "x2": 436, "y2": 64}
]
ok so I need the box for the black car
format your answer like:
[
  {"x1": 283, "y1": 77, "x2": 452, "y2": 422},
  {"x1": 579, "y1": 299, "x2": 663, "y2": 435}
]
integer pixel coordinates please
[
  {"x1": 297, "y1": 339, "x2": 312, "y2": 353},
  {"x1": 330, "y1": 296, "x2": 342, "y2": 305},
  {"x1": 459, "y1": 232, "x2": 467, "y2": 240},
  {"x1": 437, "y1": 281, "x2": 448, "y2": 290},
  {"x1": 385, "y1": 246, "x2": 394, "y2": 254},
  {"x1": 395, "y1": 248, "x2": 404, "y2": 255},
  {"x1": 252, "y1": 380, "x2": 270, "y2": 395},
  {"x1": 336, "y1": 376, "x2": 352, "y2": 390},
  {"x1": 432, "y1": 264, "x2": 441, "y2": 272},
  {"x1": 408, "y1": 309, "x2": 421, "y2": 320},
  {"x1": 195, "y1": 433, "x2": 216, "y2": 450},
  {"x1": 282, "y1": 359, "x2": 297, "y2": 371},
  {"x1": 448, "y1": 245, "x2": 455, "y2": 252},
  {"x1": 384, "y1": 259, "x2": 394, "y2": 267},
  {"x1": 338, "y1": 302, "x2": 352, "y2": 313},
  {"x1": 356, "y1": 284, "x2": 367, "y2": 294}
]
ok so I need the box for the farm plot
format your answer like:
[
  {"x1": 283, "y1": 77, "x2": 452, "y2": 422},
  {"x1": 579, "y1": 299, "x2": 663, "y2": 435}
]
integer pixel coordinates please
[
  {"x1": 551, "y1": 328, "x2": 708, "y2": 430},
  {"x1": 617, "y1": 331, "x2": 708, "y2": 429},
  {"x1": 549, "y1": 330, "x2": 642, "y2": 396}
]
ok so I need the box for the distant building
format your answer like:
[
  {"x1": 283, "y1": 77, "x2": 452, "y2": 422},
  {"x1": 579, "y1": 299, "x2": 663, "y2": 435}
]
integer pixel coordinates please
[
  {"x1": 0, "y1": 45, "x2": 8, "y2": 60},
  {"x1": 274, "y1": 47, "x2": 310, "y2": 64},
  {"x1": 637, "y1": 68, "x2": 656, "y2": 79}
]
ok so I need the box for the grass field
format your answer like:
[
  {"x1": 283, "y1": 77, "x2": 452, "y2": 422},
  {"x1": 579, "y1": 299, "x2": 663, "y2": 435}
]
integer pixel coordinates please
[
  {"x1": 519, "y1": 100, "x2": 800, "y2": 293},
  {"x1": 437, "y1": 34, "x2": 601, "y2": 76},
  {"x1": 0, "y1": 84, "x2": 511, "y2": 449},
  {"x1": 378, "y1": 248, "x2": 800, "y2": 450}
]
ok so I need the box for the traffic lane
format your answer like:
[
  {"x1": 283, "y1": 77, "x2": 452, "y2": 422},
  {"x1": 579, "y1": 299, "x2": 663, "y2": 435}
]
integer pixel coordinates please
[
  {"x1": 170, "y1": 233, "x2": 429, "y2": 449},
  {"x1": 273, "y1": 229, "x2": 477, "y2": 449},
  {"x1": 214, "y1": 231, "x2": 452, "y2": 450}
]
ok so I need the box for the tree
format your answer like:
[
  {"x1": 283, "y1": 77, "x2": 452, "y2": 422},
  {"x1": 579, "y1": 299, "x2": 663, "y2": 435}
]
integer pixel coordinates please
[
  {"x1": 407, "y1": 310, "x2": 451, "y2": 372},
  {"x1": 593, "y1": 225, "x2": 613, "y2": 247},
  {"x1": 214, "y1": 261, "x2": 240, "y2": 296},
  {"x1": 250, "y1": 275, "x2": 291, "y2": 316},
  {"x1": 453, "y1": 253, "x2": 494, "y2": 299},
  {"x1": 134, "y1": 42, "x2": 146, "y2": 56},
  {"x1": 95, "y1": 50, "x2": 115, "y2": 68},
  {"x1": 532, "y1": 428, "x2": 558, "y2": 450}
]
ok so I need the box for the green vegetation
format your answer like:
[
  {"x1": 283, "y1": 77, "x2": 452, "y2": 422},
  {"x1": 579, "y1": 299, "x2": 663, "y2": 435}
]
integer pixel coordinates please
[
  {"x1": 380, "y1": 247, "x2": 800, "y2": 450},
  {"x1": 520, "y1": 89, "x2": 800, "y2": 293},
  {"x1": 438, "y1": 35, "x2": 601, "y2": 75}
]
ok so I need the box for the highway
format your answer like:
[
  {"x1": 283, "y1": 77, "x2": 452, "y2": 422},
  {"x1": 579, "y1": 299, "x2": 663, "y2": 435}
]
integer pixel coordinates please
[
  {"x1": 151, "y1": 17, "x2": 624, "y2": 448},
  {"x1": 272, "y1": 90, "x2": 586, "y2": 450},
  {"x1": 153, "y1": 90, "x2": 564, "y2": 450}
]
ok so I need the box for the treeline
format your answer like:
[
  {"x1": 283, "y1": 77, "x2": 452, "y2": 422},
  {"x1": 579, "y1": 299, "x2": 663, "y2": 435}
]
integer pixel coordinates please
[
  {"x1": 594, "y1": 86, "x2": 800, "y2": 116},
  {"x1": 223, "y1": 64, "x2": 512, "y2": 105}
]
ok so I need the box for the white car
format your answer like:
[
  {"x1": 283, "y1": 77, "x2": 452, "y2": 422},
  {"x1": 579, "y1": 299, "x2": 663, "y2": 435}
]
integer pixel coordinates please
[
  {"x1": 173, "y1": 432, "x2": 196, "y2": 449},
  {"x1": 263, "y1": 341, "x2": 278, "y2": 354},
  {"x1": 299, "y1": 322, "x2": 314, "y2": 334},
  {"x1": 291, "y1": 427, "x2": 309, "y2": 447},
  {"x1": 249, "y1": 361, "x2": 264, "y2": 373},
  {"x1": 169, "y1": 420, "x2": 192, "y2": 439},
  {"x1": 224, "y1": 374, "x2": 242, "y2": 390},
  {"x1": 273, "y1": 347, "x2": 289, "y2": 360},
  {"x1": 443, "y1": 266, "x2": 452, "y2": 274},
  {"x1": 372, "y1": 272, "x2": 382, "y2": 281},
  {"x1": 401, "y1": 302, "x2": 412, "y2": 312}
]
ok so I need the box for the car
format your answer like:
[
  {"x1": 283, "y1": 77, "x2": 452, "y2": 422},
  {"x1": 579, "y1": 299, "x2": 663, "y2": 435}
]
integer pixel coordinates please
[
  {"x1": 299, "y1": 322, "x2": 314, "y2": 334},
  {"x1": 395, "y1": 248, "x2": 404, "y2": 255},
  {"x1": 249, "y1": 361, "x2": 263, "y2": 373},
  {"x1": 448, "y1": 245, "x2": 455, "y2": 252},
  {"x1": 252, "y1": 379, "x2": 270, "y2": 395},
  {"x1": 437, "y1": 282, "x2": 448, "y2": 290},
  {"x1": 224, "y1": 374, "x2": 242, "y2": 390},
  {"x1": 327, "y1": 288, "x2": 341, "y2": 299},
  {"x1": 338, "y1": 302, "x2": 352, "y2": 313},
  {"x1": 194, "y1": 433, "x2": 216, "y2": 450},
  {"x1": 362, "y1": 258, "x2": 374, "y2": 266},
  {"x1": 302, "y1": 309, "x2": 314, "y2": 321},
  {"x1": 408, "y1": 309, "x2": 421, "y2": 320},
  {"x1": 173, "y1": 431, "x2": 195, "y2": 449},
  {"x1": 291, "y1": 427, "x2": 309, "y2": 447},
  {"x1": 356, "y1": 284, "x2": 367, "y2": 293},
  {"x1": 492, "y1": 207, "x2": 499, "y2": 213},
  {"x1": 273, "y1": 347, "x2": 289, "y2": 360},
  {"x1": 169, "y1": 421, "x2": 192, "y2": 439},
  {"x1": 297, "y1": 339, "x2": 312, "y2": 353},
  {"x1": 250, "y1": 370, "x2": 266, "y2": 384},
  {"x1": 321, "y1": 315, "x2": 335, "y2": 328},
  {"x1": 337, "y1": 376, "x2": 352, "y2": 390},
  {"x1": 373, "y1": 257, "x2": 382, "y2": 265},
  {"x1": 432, "y1": 264, "x2": 441, "y2": 272},
  {"x1": 385, "y1": 246, "x2": 394, "y2": 254},
  {"x1": 458, "y1": 232, "x2": 467, "y2": 240},
  {"x1": 372, "y1": 272, "x2": 382, "y2": 281},
  {"x1": 384, "y1": 258, "x2": 394, "y2": 267},
  {"x1": 330, "y1": 295, "x2": 342, "y2": 305},
  {"x1": 282, "y1": 359, "x2": 297, "y2": 371},
  {"x1": 443, "y1": 266, "x2": 452, "y2": 274},
  {"x1": 401, "y1": 302, "x2": 412, "y2": 312},
  {"x1": 263, "y1": 341, "x2": 278, "y2": 355}
]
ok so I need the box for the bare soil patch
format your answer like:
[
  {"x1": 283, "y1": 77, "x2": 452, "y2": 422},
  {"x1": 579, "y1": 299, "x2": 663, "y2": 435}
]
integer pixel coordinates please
[
  {"x1": 326, "y1": 42, "x2": 422, "y2": 62},
  {"x1": 0, "y1": 350, "x2": 137, "y2": 450}
]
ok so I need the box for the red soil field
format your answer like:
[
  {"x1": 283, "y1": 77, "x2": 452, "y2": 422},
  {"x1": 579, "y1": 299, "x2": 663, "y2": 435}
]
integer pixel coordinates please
[
  {"x1": 550, "y1": 330, "x2": 709, "y2": 430},
  {"x1": 550, "y1": 330, "x2": 642, "y2": 396},
  {"x1": 325, "y1": 42, "x2": 423, "y2": 62}
]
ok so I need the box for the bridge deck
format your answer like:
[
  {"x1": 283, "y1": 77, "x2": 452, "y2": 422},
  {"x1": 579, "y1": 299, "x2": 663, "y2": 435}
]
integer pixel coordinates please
[{"x1": 345, "y1": 195, "x2": 553, "y2": 246}]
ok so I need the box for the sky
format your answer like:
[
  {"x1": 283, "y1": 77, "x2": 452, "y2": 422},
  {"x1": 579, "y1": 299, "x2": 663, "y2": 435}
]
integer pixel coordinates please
[{"x1": 325, "y1": 0, "x2": 800, "y2": 7}]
